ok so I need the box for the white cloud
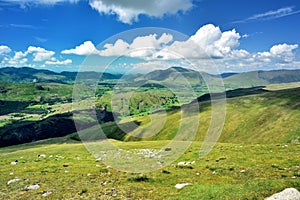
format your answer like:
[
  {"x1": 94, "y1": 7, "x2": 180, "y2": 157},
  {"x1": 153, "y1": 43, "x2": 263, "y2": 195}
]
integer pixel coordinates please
[
  {"x1": 0, "y1": 45, "x2": 11, "y2": 55},
  {"x1": 61, "y1": 41, "x2": 99, "y2": 55},
  {"x1": 1, "y1": 0, "x2": 79, "y2": 8},
  {"x1": 99, "y1": 33, "x2": 173, "y2": 58},
  {"x1": 253, "y1": 43, "x2": 298, "y2": 64},
  {"x1": 270, "y1": 43, "x2": 298, "y2": 63},
  {"x1": 233, "y1": 6, "x2": 300, "y2": 23},
  {"x1": 27, "y1": 46, "x2": 55, "y2": 62},
  {"x1": 45, "y1": 59, "x2": 72, "y2": 65},
  {"x1": 99, "y1": 39, "x2": 129, "y2": 56},
  {"x1": 155, "y1": 24, "x2": 241, "y2": 59},
  {"x1": 2, "y1": 0, "x2": 193, "y2": 24},
  {"x1": 0, "y1": 45, "x2": 59, "y2": 67},
  {"x1": 89, "y1": 0, "x2": 194, "y2": 24}
]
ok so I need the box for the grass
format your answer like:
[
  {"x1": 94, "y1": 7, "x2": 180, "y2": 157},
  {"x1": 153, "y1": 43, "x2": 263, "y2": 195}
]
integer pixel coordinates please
[
  {"x1": 72, "y1": 86, "x2": 300, "y2": 145},
  {"x1": 0, "y1": 140, "x2": 299, "y2": 199}
]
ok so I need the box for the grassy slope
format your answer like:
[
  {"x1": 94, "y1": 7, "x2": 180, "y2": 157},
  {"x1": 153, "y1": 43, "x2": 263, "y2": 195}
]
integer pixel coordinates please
[
  {"x1": 79, "y1": 86, "x2": 300, "y2": 144},
  {"x1": 0, "y1": 140, "x2": 299, "y2": 199}
]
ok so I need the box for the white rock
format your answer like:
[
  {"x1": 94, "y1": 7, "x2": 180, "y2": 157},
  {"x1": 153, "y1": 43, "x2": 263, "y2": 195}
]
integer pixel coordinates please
[
  {"x1": 38, "y1": 154, "x2": 46, "y2": 159},
  {"x1": 10, "y1": 161, "x2": 18, "y2": 165},
  {"x1": 240, "y1": 170, "x2": 246, "y2": 173},
  {"x1": 7, "y1": 178, "x2": 21, "y2": 185},
  {"x1": 27, "y1": 184, "x2": 40, "y2": 190},
  {"x1": 175, "y1": 183, "x2": 190, "y2": 189},
  {"x1": 265, "y1": 188, "x2": 300, "y2": 200},
  {"x1": 177, "y1": 161, "x2": 195, "y2": 166},
  {"x1": 9, "y1": 172, "x2": 14, "y2": 175},
  {"x1": 42, "y1": 191, "x2": 52, "y2": 197}
]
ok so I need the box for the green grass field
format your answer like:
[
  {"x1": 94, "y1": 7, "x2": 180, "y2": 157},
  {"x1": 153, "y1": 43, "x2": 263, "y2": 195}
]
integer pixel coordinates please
[{"x1": 0, "y1": 140, "x2": 299, "y2": 199}]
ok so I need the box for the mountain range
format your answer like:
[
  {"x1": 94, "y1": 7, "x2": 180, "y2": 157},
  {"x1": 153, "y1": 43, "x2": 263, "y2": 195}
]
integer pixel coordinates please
[{"x1": 1, "y1": 66, "x2": 300, "y2": 89}]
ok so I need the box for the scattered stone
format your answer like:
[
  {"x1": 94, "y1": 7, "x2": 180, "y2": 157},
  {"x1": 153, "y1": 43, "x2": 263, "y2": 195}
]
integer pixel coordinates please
[
  {"x1": 177, "y1": 161, "x2": 195, "y2": 167},
  {"x1": 7, "y1": 178, "x2": 21, "y2": 185},
  {"x1": 157, "y1": 161, "x2": 163, "y2": 166},
  {"x1": 265, "y1": 188, "x2": 300, "y2": 200},
  {"x1": 196, "y1": 172, "x2": 200, "y2": 176},
  {"x1": 38, "y1": 154, "x2": 46, "y2": 159},
  {"x1": 27, "y1": 184, "x2": 40, "y2": 190},
  {"x1": 240, "y1": 170, "x2": 246, "y2": 173},
  {"x1": 11, "y1": 160, "x2": 18, "y2": 165},
  {"x1": 291, "y1": 176, "x2": 297, "y2": 179},
  {"x1": 100, "y1": 181, "x2": 107, "y2": 186},
  {"x1": 9, "y1": 172, "x2": 14, "y2": 175},
  {"x1": 87, "y1": 173, "x2": 92, "y2": 176},
  {"x1": 165, "y1": 147, "x2": 172, "y2": 151},
  {"x1": 175, "y1": 183, "x2": 190, "y2": 189},
  {"x1": 41, "y1": 191, "x2": 52, "y2": 197}
]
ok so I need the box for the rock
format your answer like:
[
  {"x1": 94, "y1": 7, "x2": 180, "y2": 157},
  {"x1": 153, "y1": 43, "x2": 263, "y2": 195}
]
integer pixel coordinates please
[
  {"x1": 11, "y1": 160, "x2": 18, "y2": 165},
  {"x1": 41, "y1": 191, "x2": 52, "y2": 197},
  {"x1": 165, "y1": 147, "x2": 172, "y2": 151},
  {"x1": 38, "y1": 154, "x2": 46, "y2": 159},
  {"x1": 240, "y1": 170, "x2": 246, "y2": 173},
  {"x1": 7, "y1": 178, "x2": 21, "y2": 185},
  {"x1": 27, "y1": 184, "x2": 40, "y2": 190},
  {"x1": 177, "y1": 161, "x2": 195, "y2": 166},
  {"x1": 175, "y1": 183, "x2": 190, "y2": 189},
  {"x1": 265, "y1": 188, "x2": 300, "y2": 200}
]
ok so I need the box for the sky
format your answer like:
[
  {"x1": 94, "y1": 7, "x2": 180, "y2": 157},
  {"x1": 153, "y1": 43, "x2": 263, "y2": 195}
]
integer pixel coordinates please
[{"x1": 0, "y1": 0, "x2": 300, "y2": 73}]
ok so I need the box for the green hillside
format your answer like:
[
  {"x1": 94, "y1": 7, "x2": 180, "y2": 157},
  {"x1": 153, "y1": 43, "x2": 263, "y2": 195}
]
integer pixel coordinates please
[
  {"x1": 73, "y1": 85, "x2": 300, "y2": 145},
  {"x1": 224, "y1": 69, "x2": 300, "y2": 89}
]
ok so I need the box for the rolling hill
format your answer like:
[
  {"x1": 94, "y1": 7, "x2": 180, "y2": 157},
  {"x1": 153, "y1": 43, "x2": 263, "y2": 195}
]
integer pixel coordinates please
[
  {"x1": 0, "y1": 67, "x2": 121, "y2": 83},
  {"x1": 80, "y1": 85, "x2": 300, "y2": 144}
]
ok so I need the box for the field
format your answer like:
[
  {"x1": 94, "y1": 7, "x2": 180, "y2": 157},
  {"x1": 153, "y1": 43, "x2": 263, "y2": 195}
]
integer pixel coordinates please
[{"x1": 0, "y1": 139, "x2": 299, "y2": 199}]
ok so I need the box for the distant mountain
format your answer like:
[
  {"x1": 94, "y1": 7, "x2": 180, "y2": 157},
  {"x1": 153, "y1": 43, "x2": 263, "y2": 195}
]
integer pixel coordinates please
[
  {"x1": 224, "y1": 69, "x2": 300, "y2": 89},
  {"x1": 133, "y1": 66, "x2": 218, "y2": 86},
  {"x1": 0, "y1": 67, "x2": 121, "y2": 83},
  {"x1": 1, "y1": 67, "x2": 300, "y2": 88},
  {"x1": 132, "y1": 67, "x2": 300, "y2": 90},
  {"x1": 220, "y1": 72, "x2": 238, "y2": 78}
]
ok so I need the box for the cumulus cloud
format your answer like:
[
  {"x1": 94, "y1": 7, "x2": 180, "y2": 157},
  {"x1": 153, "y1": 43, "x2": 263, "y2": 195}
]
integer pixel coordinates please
[
  {"x1": 45, "y1": 59, "x2": 72, "y2": 65},
  {"x1": 27, "y1": 46, "x2": 55, "y2": 62},
  {"x1": 61, "y1": 41, "x2": 99, "y2": 55},
  {"x1": 252, "y1": 43, "x2": 298, "y2": 64},
  {"x1": 270, "y1": 43, "x2": 298, "y2": 62},
  {"x1": 0, "y1": 45, "x2": 11, "y2": 55},
  {"x1": 99, "y1": 33, "x2": 173, "y2": 57},
  {"x1": 0, "y1": 45, "x2": 69, "y2": 67},
  {"x1": 89, "y1": 0, "x2": 194, "y2": 24},
  {"x1": 2, "y1": 0, "x2": 194, "y2": 24},
  {"x1": 148, "y1": 24, "x2": 241, "y2": 60}
]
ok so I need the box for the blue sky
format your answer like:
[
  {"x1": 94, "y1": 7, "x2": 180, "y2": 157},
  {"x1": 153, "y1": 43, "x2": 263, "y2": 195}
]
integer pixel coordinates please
[{"x1": 0, "y1": 0, "x2": 300, "y2": 73}]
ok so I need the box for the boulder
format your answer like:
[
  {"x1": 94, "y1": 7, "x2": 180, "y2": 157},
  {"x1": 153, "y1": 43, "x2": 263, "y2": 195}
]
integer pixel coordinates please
[{"x1": 266, "y1": 188, "x2": 300, "y2": 200}]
